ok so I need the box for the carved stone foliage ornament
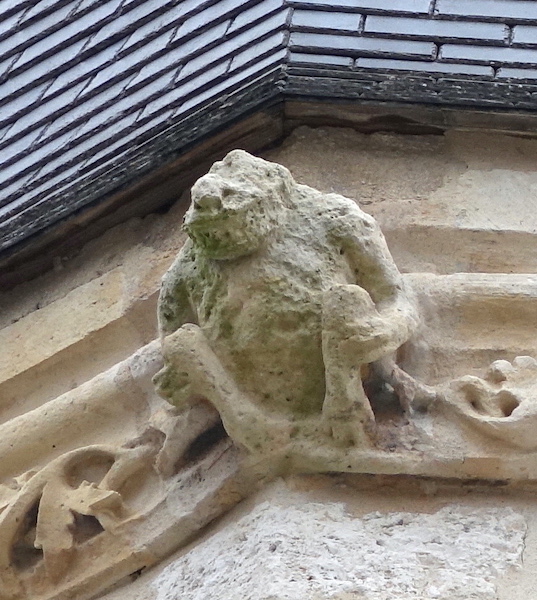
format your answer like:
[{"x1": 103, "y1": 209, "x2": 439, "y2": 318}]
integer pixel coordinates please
[{"x1": 0, "y1": 343, "x2": 254, "y2": 600}]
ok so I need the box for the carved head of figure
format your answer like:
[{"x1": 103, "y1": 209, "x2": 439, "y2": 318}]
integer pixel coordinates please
[{"x1": 184, "y1": 150, "x2": 293, "y2": 260}]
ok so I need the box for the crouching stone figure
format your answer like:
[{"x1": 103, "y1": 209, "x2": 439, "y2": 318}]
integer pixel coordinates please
[{"x1": 154, "y1": 150, "x2": 418, "y2": 454}]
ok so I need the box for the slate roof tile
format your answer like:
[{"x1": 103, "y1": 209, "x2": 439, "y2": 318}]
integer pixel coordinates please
[
  {"x1": 30, "y1": 108, "x2": 144, "y2": 182},
  {"x1": 126, "y1": 56, "x2": 180, "y2": 90},
  {"x1": 71, "y1": 0, "x2": 108, "y2": 17},
  {"x1": 180, "y1": 49, "x2": 286, "y2": 113},
  {"x1": 11, "y1": 161, "x2": 82, "y2": 209},
  {"x1": 41, "y1": 40, "x2": 124, "y2": 97},
  {"x1": 173, "y1": 20, "x2": 231, "y2": 61},
  {"x1": 0, "y1": 10, "x2": 26, "y2": 40},
  {"x1": 497, "y1": 66, "x2": 537, "y2": 78},
  {"x1": 440, "y1": 44, "x2": 537, "y2": 64},
  {"x1": 289, "y1": 0, "x2": 431, "y2": 14},
  {"x1": 0, "y1": 1, "x2": 32, "y2": 23},
  {"x1": 0, "y1": 126, "x2": 80, "y2": 200},
  {"x1": 0, "y1": 127, "x2": 44, "y2": 170},
  {"x1": 0, "y1": 121, "x2": 15, "y2": 142},
  {"x1": 81, "y1": 108, "x2": 176, "y2": 172},
  {"x1": 0, "y1": 3, "x2": 75, "y2": 61},
  {"x1": 364, "y1": 16, "x2": 508, "y2": 42},
  {"x1": 289, "y1": 52, "x2": 353, "y2": 66},
  {"x1": 179, "y1": 12, "x2": 286, "y2": 80},
  {"x1": 0, "y1": 172, "x2": 42, "y2": 219},
  {"x1": 292, "y1": 10, "x2": 361, "y2": 32},
  {"x1": 290, "y1": 31, "x2": 436, "y2": 58},
  {"x1": 83, "y1": 27, "x2": 176, "y2": 94},
  {"x1": 151, "y1": 62, "x2": 231, "y2": 117},
  {"x1": 34, "y1": 78, "x2": 130, "y2": 144},
  {"x1": 436, "y1": 0, "x2": 537, "y2": 21},
  {"x1": 228, "y1": 0, "x2": 286, "y2": 34},
  {"x1": 82, "y1": 0, "x2": 168, "y2": 53},
  {"x1": 119, "y1": 7, "x2": 182, "y2": 53},
  {"x1": 0, "y1": 53, "x2": 22, "y2": 84},
  {"x1": 1, "y1": 39, "x2": 86, "y2": 98},
  {"x1": 0, "y1": 80, "x2": 52, "y2": 127},
  {"x1": 19, "y1": 0, "x2": 74, "y2": 25},
  {"x1": 229, "y1": 31, "x2": 286, "y2": 71},
  {"x1": 172, "y1": 0, "x2": 241, "y2": 41},
  {"x1": 512, "y1": 26, "x2": 537, "y2": 45},
  {"x1": 356, "y1": 57, "x2": 495, "y2": 76},
  {"x1": 1, "y1": 162, "x2": 82, "y2": 227}
]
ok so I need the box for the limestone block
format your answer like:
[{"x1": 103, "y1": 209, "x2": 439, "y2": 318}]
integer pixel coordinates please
[
  {"x1": 152, "y1": 494, "x2": 526, "y2": 600},
  {"x1": 0, "y1": 269, "x2": 127, "y2": 384}
]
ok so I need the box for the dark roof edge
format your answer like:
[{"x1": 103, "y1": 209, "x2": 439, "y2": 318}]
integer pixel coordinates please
[
  {"x1": 286, "y1": 64, "x2": 537, "y2": 112},
  {"x1": 5, "y1": 63, "x2": 537, "y2": 287}
]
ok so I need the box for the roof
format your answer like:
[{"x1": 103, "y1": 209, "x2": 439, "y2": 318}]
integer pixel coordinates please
[{"x1": 2, "y1": 0, "x2": 537, "y2": 270}]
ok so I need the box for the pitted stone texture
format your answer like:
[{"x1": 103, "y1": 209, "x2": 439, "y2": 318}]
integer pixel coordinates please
[
  {"x1": 156, "y1": 149, "x2": 418, "y2": 452},
  {"x1": 153, "y1": 500, "x2": 526, "y2": 600}
]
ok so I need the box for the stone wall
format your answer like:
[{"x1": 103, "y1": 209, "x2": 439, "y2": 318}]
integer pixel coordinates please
[{"x1": 2, "y1": 126, "x2": 537, "y2": 599}]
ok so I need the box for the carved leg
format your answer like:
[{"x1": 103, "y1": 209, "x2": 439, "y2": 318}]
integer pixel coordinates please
[
  {"x1": 154, "y1": 324, "x2": 292, "y2": 455},
  {"x1": 322, "y1": 359, "x2": 375, "y2": 446},
  {"x1": 322, "y1": 317, "x2": 376, "y2": 446},
  {"x1": 151, "y1": 404, "x2": 221, "y2": 477},
  {"x1": 373, "y1": 357, "x2": 438, "y2": 412},
  {"x1": 321, "y1": 285, "x2": 385, "y2": 446}
]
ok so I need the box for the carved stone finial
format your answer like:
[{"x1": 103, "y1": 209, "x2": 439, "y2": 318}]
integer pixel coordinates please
[{"x1": 155, "y1": 150, "x2": 419, "y2": 457}]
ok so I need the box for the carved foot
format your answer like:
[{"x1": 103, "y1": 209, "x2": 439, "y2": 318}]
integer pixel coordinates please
[
  {"x1": 322, "y1": 376, "x2": 376, "y2": 447},
  {"x1": 322, "y1": 410, "x2": 375, "y2": 447},
  {"x1": 373, "y1": 358, "x2": 438, "y2": 412}
]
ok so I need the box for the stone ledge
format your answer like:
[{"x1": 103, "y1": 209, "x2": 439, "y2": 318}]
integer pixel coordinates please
[{"x1": 0, "y1": 269, "x2": 127, "y2": 384}]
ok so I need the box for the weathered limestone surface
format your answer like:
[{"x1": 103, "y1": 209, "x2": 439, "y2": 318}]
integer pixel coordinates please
[
  {"x1": 155, "y1": 149, "x2": 418, "y2": 453},
  {"x1": 3, "y1": 128, "x2": 537, "y2": 599},
  {"x1": 0, "y1": 269, "x2": 126, "y2": 383},
  {"x1": 153, "y1": 498, "x2": 524, "y2": 600},
  {"x1": 100, "y1": 477, "x2": 537, "y2": 600},
  {"x1": 270, "y1": 127, "x2": 537, "y2": 274},
  {"x1": 153, "y1": 151, "x2": 537, "y2": 485}
]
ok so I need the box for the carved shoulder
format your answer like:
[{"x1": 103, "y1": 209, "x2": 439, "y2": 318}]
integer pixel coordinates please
[
  {"x1": 321, "y1": 193, "x2": 377, "y2": 237},
  {"x1": 322, "y1": 194, "x2": 403, "y2": 302}
]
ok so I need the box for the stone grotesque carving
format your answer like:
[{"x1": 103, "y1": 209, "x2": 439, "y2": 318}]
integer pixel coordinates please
[
  {"x1": 155, "y1": 150, "x2": 419, "y2": 454},
  {"x1": 4, "y1": 149, "x2": 537, "y2": 600}
]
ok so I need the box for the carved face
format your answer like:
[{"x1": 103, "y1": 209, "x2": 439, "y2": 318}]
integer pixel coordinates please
[{"x1": 183, "y1": 150, "x2": 291, "y2": 260}]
